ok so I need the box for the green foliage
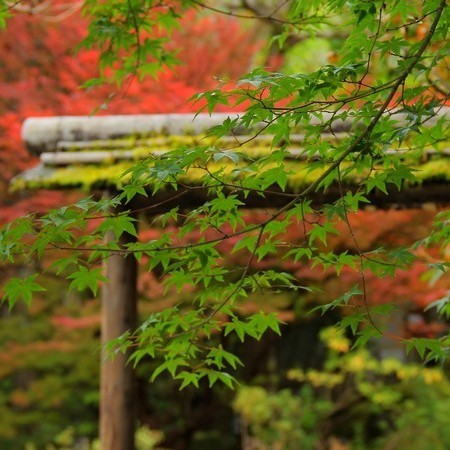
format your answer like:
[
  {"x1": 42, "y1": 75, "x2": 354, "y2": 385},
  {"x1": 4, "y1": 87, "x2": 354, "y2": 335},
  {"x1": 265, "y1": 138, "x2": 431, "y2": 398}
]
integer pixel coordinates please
[
  {"x1": 3, "y1": 275, "x2": 46, "y2": 309},
  {"x1": 234, "y1": 386, "x2": 328, "y2": 450},
  {"x1": 0, "y1": 0, "x2": 449, "y2": 391},
  {"x1": 81, "y1": 0, "x2": 180, "y2": 85},
  {"x1": 0, "y1": 276, "x2": 100, "y2": 449},
  {"x1": 234, "y1": 327, "x2": 450, "y2": 449},
  {"x1": 24, "y1": 426, "x2": 166, "y2": 450},
  {"x1": 67, "y1": 266, "x2": 107, "y2": 296}
]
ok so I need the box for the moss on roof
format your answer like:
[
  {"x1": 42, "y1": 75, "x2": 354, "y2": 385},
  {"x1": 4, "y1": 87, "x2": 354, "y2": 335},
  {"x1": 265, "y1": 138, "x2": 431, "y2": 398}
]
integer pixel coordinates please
[
  {"x1": 10, "y1": 125, "x2": 450, "y2": 197},
  {"x1": 14, "y1": 111, "x2": 449, "y2": 209},
  {"x1": 12, "y1": 150, "x2": 450, "y2": 193}
]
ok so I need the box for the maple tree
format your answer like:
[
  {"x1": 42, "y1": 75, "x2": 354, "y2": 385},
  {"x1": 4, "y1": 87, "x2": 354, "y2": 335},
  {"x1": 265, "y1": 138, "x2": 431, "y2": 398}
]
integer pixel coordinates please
[
  {"x1": 0, "y1": 4, "x2": 263, "y2": 447},
  {"x1": 0, "y1": 0, "x2": 448, "y2": 385},
  {"x1": 0, "y1": 0, "x2": 449, "y2": 448}
]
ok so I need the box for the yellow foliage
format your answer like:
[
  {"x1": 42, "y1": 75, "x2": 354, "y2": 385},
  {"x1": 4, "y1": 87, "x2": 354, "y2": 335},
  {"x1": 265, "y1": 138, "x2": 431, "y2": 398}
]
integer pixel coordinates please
[
  {"x1": 233, "y1": 386, "x2": 270, "y2": 423},
  {"x1": 380, "y1": 358, "x2": 402, "y2": 374},
  {"x1": 422, "y1": 368, "x2": 444, "y2": 385},
  {"x1": 320, "y1": 327, "x2": 350, "y2": 353},
  {"x1": 305, "y1": 370, "x2": 344, "y2": 388},
  {"x1": 396, "y1": 365, "x2": 420, "y2": 381}
]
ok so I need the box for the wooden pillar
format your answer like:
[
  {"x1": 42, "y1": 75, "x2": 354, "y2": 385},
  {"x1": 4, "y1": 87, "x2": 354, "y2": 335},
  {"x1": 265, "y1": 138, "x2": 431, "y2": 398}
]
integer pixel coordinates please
[{"x1": 100, "y1": 208, "x2": 138, "y2": 450}]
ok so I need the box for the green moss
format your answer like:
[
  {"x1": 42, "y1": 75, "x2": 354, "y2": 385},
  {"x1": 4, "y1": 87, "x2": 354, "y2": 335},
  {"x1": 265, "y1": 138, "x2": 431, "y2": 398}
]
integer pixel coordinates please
[
  {"x1": 31, "y1": 162, "x2": 134, "y2": 191},
  {"x1": 12, "y1": 130, "x2": 450, "y2": 193},
  {"x1": 14, "y1": 155, "x2": 450, "y2": 193},
  {"x1": 415, "y1": 159, "x2": 450, "y2": 182},
  {"x1": 64, "y1": 135, "x2": 226, "y2": 153}
]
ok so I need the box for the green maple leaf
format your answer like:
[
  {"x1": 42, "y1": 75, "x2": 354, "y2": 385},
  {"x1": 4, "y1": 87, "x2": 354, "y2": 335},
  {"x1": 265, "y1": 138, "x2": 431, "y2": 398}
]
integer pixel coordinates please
[
  {"x1": 68, "y1": 266, "x2": 107, "y2": 296},
  {"x1": 2, "y1": 275, "x2": 46, "y2": 309}
]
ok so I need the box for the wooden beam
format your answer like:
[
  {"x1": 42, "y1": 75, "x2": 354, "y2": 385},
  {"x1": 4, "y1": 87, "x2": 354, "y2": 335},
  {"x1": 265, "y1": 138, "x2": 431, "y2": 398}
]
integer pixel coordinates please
[
  {"x1": 21, "y1": 109, "x2": 449, "y2": 154},
  {"x1": 22, "y1": 113, "x2": 240, "y2": 154},
  {"x1": 39, "y1": 146, "x2": 450, "y2": 166},
  {"x1": 128, "y1": 182, "x2": 450, "y2": 216},
  {"x1": 41, "y1": 150, "x2": 137, "y2": 165},
  {"x1": 100, "y1": 205, "x2": 138, "y2": 450}
]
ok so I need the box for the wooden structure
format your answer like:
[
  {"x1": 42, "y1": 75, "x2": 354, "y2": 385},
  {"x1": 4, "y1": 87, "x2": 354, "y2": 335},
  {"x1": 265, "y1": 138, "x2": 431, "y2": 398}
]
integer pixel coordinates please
[{"x1": 15, "y1": 110, "x2": 450, "y2": 450}]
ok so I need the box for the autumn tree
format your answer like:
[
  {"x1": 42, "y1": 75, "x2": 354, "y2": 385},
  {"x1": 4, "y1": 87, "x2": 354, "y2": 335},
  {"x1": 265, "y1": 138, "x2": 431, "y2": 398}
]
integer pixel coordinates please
[
  {"x1": 0, "y1": 3, "x2": 264, "y2": 447},
  {"x1": 1, "y1": 0, "x2": 449, "y2": 422},
  {"x1": 0, "y1": 1, "x2": 260, "y2": 223}
]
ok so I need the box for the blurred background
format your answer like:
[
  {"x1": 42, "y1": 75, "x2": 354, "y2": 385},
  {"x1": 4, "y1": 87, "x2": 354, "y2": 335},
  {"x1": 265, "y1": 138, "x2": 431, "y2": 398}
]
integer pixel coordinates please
[{"x1": 0, "y1": 1, "x2": 449, "y2": 449}]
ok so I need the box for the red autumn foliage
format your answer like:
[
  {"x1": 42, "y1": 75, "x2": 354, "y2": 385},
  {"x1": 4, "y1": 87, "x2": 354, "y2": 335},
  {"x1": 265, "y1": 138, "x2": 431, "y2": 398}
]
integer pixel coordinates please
[
  {"x1": 0, "y1": 6, "x2": 446, "y2": 333},
  {"x1": 0, "y1": 7, "x2": 260, "y2": 223},
  {"x1": 52, "y1": 315, "x2": 100, "y2": 330}
]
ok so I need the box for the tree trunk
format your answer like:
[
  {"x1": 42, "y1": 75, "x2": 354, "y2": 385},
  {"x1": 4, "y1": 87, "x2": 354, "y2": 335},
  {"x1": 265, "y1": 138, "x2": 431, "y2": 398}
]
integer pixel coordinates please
[{"x1": 100, "y1": 209, "x2": 138, "y2": 450}]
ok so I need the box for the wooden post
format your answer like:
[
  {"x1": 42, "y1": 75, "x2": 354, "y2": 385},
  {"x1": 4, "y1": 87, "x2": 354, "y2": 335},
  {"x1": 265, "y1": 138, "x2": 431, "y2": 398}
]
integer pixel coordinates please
[{"x1": 100, "y1": 208, "x2": 138, "y2": 450}]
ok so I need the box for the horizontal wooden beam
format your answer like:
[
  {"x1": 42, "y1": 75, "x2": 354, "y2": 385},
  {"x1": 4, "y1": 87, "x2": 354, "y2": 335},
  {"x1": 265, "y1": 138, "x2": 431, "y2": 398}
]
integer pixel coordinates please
[
  {"x1": 22, "y1": 114, "x2": 240, "y2": 154},
  {"x1": 24, "y1": 108, "x2": 450, "y2": 154},
  {"x1": 54, "y1": 133, "x2": 321, "y2": 151},
  {"x1": 39, "y1": 146, "x2": 450, "y2": 166},
  {"x1": 126, "y1": 182, "x2": 450, "y2": 214}
]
